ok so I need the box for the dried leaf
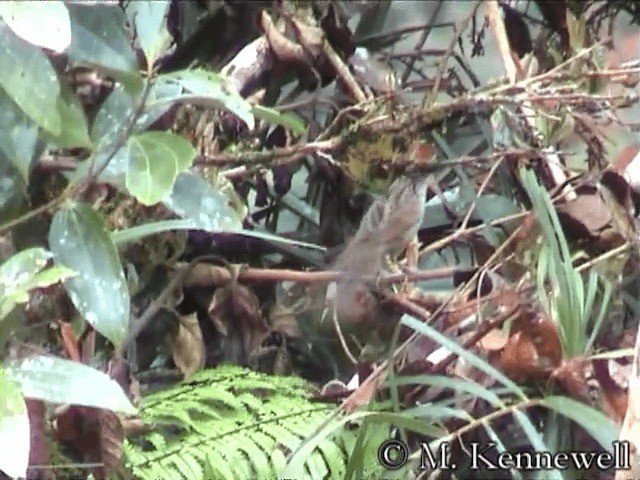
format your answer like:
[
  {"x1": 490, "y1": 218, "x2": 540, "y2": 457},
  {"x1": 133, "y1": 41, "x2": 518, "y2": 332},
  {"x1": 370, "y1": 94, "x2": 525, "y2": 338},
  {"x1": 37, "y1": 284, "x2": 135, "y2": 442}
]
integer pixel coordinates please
[
  {"x1": 208, "y1": 284, "x2": 268, "y2": 364},
  {"x1": 170, "y1": 312, "x2": 205, "y2": 378}
]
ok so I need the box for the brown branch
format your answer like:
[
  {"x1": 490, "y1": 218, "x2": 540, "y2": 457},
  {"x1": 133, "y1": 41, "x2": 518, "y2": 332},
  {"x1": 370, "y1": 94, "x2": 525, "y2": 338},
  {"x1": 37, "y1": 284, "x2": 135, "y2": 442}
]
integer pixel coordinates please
[
  {"x1": 323, "y1": 39, "x2": 367, "y2": 103},
  {"x1": 182, "y1": 264, "x2": 461, "y2": 289}
]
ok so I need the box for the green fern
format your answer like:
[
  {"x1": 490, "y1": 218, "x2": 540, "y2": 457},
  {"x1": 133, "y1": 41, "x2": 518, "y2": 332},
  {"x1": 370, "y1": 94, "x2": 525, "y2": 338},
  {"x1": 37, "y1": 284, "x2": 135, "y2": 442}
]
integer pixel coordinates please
[{"x1": 124, "y1": 365, "x2": 389, "y2": 480}]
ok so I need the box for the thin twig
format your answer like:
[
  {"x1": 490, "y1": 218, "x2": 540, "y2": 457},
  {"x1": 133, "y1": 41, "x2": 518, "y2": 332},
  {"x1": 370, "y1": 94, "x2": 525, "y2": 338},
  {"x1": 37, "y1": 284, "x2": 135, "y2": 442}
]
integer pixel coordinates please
[
  {"x1": 423, "y1": 0, "x2": 482, "y2": 108},
  {"x1": 323, "y1": 39, "x2": 367, "y2": 103},
  {"x1": 401, "y1": 1, "x2": 444, "y2": 84}
]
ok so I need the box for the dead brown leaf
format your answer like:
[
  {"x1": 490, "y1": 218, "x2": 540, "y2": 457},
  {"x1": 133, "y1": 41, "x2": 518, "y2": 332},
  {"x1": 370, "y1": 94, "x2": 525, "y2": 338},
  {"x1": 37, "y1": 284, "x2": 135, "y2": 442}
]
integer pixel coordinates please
[
  {"x1": 208, "y1": 284, "x2": 269, "y2": 364},
  {"x1": 170, "y1": 312, "x2": 205, "y2": 378}
]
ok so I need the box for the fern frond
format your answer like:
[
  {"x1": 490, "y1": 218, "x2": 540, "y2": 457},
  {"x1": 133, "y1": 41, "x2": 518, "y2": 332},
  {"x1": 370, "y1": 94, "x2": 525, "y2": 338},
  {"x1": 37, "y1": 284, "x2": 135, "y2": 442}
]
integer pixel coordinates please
[{"x1": 124, "y1": 365, "x2": 388, "y2": 480}]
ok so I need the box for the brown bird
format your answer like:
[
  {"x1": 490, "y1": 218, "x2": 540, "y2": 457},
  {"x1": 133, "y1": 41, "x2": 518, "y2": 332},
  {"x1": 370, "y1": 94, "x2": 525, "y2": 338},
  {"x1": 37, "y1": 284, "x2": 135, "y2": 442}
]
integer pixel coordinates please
[{"x1": 331, "y1": 172, "x2": 429, "y2": 329}]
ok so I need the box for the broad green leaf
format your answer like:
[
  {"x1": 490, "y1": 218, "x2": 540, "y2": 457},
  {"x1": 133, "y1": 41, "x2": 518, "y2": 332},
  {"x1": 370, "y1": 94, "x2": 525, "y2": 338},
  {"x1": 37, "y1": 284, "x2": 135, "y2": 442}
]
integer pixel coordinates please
[
  {"x1": 125, "y1": 0, "x2": 171, "y2": 66},
  {"x1": 0, "y1": 370, "x2": 28, "y2": 479},
  {"x1": 252, "y1": 105, "x2": 306, "y2": 135},
  {"x1": 48, "y1": 202, "x2": 130, "y2": 347},
  {"x1": 91, "y1": 84, "x2": 134, "y2": 145},
  {"x1": 6, "y1": 355, "x2": 136, "y2": 414},
  {"x1": 66, "y1": 3, "x2": 142, "y2": 93},
  {"x1": 43, "y1": 79, "x2": 92, "y2": 149},
  {"x1": 0, "y1": 84, "x2": 38, "y2": 183},
  {"x1": 91, "y1": 83, "x2": 175, "y2": 147},
  {"x1": 163, "y1": 171, "x2": 242, "y2": 231},
  {"x1": 0, "y1": 21, "x2": 61, "y2": 135},
  {"x1": 65, "y1": 145, "x2": 129, "y2": 188},
  {"x1": 155, "y1": 70, "x2": 254, "y2": 128},
  {"x1": 125, "y1": 131, "x2": 196, "y2": 205},
  {"x1": 0, "y1": 1, "x2": 70, "y2": 53}
]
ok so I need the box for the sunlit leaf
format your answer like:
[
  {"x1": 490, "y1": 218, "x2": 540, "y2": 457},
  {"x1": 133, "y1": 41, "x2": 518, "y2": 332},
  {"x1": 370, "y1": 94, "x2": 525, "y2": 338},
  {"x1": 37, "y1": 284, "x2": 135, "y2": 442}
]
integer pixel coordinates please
[
  {"x1": 163, "y1": 171, "x2": 242, "y2": 231},
  {"x1": 125, "y1": 0, "x2": 171, "y2": 66},
  {"x1": 566, "y1": 10, "x2": 586, "y2": 53},
  {"x1": 252, "y1": 105, "x2": 306, "y2": 135},
  {"x1": 0, "y1": 370, "x2": 28, "y2": 479},
  {"x1": 6, "y1": 355, "x2": 136, "y2": 414},
  {"x1": 0, "y1": 248, "x2": 75, "y2": 321},
  {"x1": 125, "y1": 131, "x2": 196, "y2": 205},
  {"x1": 154, "y1": 70, "x2": 254, "y2": 129},
  {"x1": 48, "y1": 202, "x2": 130, "y2": 347},
  {"x1": 0, "y1": 0, "x2": 70, "y2": 53},
  {"x1": 0, "y1": 21, "x2": 61, "y2": 135}
]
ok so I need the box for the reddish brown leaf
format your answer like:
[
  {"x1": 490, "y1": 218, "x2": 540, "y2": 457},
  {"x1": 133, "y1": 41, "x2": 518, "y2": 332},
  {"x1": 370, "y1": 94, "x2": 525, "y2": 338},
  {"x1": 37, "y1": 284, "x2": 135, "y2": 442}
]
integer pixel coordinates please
[
  {"x1": 499, "y1": 331, "x2": 546, "y2": 382},
  {"x1": 59, "y1": 321, "x2": 81, "y2": 362}
]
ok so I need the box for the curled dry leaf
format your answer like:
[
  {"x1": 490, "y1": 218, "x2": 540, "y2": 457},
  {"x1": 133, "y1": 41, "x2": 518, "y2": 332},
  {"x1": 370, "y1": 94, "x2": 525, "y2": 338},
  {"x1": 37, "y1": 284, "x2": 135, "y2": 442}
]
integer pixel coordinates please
[
  {"x1": 208, "y1": 283, "x2": 269, "y2": 364},
  {"x1": 494, "y1": 314, "x2": 562, "y2": 383},
  {"x1": 268, "y1": 302, "x2": 301, "y2": 339},
  {"x1": 556, "y1": 190, "x2": 612, "y2": 239},
  {"x1": 170, "y1": 312, "x2": 205, "y2": 378},
  {"x1": 479, "y1": 327, "x2": 509, "y2": 351},
  {"x1": 499, "y1": 331, "x2": 545, "y2": 383}
]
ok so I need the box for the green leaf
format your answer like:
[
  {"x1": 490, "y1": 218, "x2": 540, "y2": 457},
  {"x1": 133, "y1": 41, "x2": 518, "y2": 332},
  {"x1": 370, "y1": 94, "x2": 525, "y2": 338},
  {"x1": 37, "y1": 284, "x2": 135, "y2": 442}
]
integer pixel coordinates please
[
  {"x1": 48, "y1": 202, "x2": 130, "y2": 347},
  {"x1": 125, "y1": 131, "x2": 196, "y2": 205},
  {"x1": 91, "y1": 84, "x2": 134, "y2": 145},
  {"x1": 43, "y1": 78, "x2": 92, "y2": 149},
  {"x1": 91, "y1": 83, "x2": 174, "y2": 148},
  {"x1": 125, "y1": 0, "x2": 171, "y2": 66},
  {"x1": 541, "y1": 396, "x2": 617, "y2": 449},
  {"x1": 0, "y1": 248, "x2": 74, "y2": 321},
  {"x1": 0, "y1": 20, "x2": 61, "y2": 135},
  {"x1": 66, "y1": 3, "x2": 142, "y2": 93},
  {"x1": 0, "y1": 1, "x2": 70, "y2": 53},
  {"x1": 0, "y1": 247, "x2": 51, "y2": 289},
  {"x1": 6, "y1": 355, "x2": 136, "y2": 414},
  {"x1": 566, "y1": 10, "x2": 586, "y2": 53},
  {"x1": 0, "y1": 157, "x2": 26, "y2": 223},
  {"x1": 252, "y1": 105, "x2": 306, "y2": 135},
  {"x1": 163, "y1": 171, "x2": 242, "y2": 231},
  {"x1": 154, "y1": 70, "x2": 255, "y2": 129},
  {"x1": 0, "y1": 369, "x2": 28, "y2": 479},
  {"x1": 0, "y1": 90, "x2": 38, "y2": 183},
  {"x1": 400, "y1": 314, "x2": 527, "y2": 400}
]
